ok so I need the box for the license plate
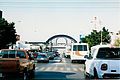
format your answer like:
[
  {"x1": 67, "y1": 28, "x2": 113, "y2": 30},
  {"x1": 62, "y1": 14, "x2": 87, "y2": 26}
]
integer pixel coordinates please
[{"x1": 0, "y1": 73, "x2": 2, "y2": 77}]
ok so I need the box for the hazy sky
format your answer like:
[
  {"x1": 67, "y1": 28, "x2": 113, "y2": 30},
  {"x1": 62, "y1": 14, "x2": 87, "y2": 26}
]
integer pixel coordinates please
[{"x1": 0, "y1": 0, "x2": 120, "y2": 42}]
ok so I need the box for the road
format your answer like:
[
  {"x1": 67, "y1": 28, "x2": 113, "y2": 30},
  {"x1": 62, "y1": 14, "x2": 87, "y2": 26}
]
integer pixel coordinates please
[
  {"x1": 0, "y1": 57, "x2": 85, "y2": 80},
  {"x1": 34, "y1": 58, "x2": 85, "y2": 80}
]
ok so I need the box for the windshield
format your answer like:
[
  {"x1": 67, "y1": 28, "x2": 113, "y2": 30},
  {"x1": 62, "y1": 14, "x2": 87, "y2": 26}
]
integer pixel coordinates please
[
  {"x1": 97, "y1": 47, "x2": 120, "y2": 59},
  {"x1": 73, "y1": 45, "x2": 87, "y2": 51}
]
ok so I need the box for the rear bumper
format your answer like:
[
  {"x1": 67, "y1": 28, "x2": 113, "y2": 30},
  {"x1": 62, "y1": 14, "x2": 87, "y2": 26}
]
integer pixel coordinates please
[
  {"x1": 71, "y1": 56, "x2": 86, "y2": 61},
  {"x1": 37, "y1": 60, "x2": 49, "y2": 62},
  {"x1": 102, "y1": 73, "x2": 120, "y2": 79},
  {"x1": 71, "y1": 58, "x2": 86, "y2": 61},
  {"x1": 0, "y1": 69, "x2": 19, "y2": 73}
]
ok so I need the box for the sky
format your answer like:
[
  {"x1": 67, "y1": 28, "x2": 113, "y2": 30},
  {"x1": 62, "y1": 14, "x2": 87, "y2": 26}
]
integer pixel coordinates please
[{"x1": 0, "y1": 0, "x2": 120, "y2": 42}]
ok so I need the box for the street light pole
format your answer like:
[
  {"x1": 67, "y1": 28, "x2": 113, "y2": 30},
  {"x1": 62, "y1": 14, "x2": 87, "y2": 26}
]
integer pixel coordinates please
[
  {"x1": 100, "y1": 18, "x2": 102, "y2": 45},
  {"x1": 100, "y1": 30, "x2": 102, "y2": 45}
]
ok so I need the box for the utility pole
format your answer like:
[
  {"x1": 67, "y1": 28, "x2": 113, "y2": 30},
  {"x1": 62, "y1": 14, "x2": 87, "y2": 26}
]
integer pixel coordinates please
[{"x1": 91, "y1": 16, "x2": 102, "y2": 45}]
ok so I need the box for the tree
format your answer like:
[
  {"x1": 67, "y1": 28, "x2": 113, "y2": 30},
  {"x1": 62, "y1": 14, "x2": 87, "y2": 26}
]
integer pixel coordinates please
[
  {"x1": 81, "y1": 27, "x2": 110, "y2": 48},
  {"x1": 0, "y1": 18, "x2": 17, "y2": 49}
]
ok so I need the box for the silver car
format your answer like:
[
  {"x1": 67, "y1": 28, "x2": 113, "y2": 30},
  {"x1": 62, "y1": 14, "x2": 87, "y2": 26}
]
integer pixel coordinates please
[{"x1": 37, "y1": 53, "x2": 49, "y2": 63}]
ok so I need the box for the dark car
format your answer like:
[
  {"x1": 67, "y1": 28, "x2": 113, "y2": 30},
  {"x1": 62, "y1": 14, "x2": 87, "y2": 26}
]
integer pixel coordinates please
[
  {"x1": 47, "y1": 52, "x2": 55, "y2": 60},
  {"x1": 32, "y1": 52, "x2": 39, "y2": 58}
]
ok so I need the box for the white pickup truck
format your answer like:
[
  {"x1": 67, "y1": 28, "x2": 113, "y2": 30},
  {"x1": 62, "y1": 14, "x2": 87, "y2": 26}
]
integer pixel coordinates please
[{"x1": 84, "y1": 45, "x2": 120, "y2": 79}]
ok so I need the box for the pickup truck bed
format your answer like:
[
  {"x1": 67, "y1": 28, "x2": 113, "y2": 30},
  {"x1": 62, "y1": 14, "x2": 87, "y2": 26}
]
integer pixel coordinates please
[
  {"x1": 0, "y1": 58, "x2": 19, "y2": 73},
  {"x1": 0, "y1": 49, "x2": 35, "y2": 79}
]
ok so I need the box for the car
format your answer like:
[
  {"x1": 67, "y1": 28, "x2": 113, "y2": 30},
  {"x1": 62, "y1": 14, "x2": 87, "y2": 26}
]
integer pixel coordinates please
[
  {"x1": 84, "y1": 45, "x2": 120, "y2": 79},
  {"x1": 47, "y1": 52, "x2": 55, "y2": 60},
  {"x1": 0, "y1": 49, "x2": 35, "y2": 80},
  {"x1": 37, "y1": 53, "x2": 49, "y2": 63},
  {"x1": 53, "y1": 56, "x2": 62, "y2": 62},
  {"x1": 32, "y1": 52, "x2": 39, "y2": 58}
]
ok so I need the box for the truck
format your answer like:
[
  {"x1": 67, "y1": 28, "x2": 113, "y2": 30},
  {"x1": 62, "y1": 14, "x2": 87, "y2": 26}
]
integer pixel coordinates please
[
  {"x1": 70, "y1": 43, "x2": 89, "y2": 63},
  {"x1": 84, "y1": 45, "x2": 120, "y2": 79},
  {"x1": 0, "y1": 49, "x2": 35, "y2": 80}
]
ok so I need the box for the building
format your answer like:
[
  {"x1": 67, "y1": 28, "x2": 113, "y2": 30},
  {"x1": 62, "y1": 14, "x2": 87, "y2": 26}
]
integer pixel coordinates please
[{"x1": 110, "y1": 32, "x2": 120, "y2": 46}]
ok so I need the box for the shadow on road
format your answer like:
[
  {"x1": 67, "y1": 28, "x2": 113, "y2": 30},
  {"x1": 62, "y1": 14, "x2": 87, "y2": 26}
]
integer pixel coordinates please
[{"x1": 35, "y1": 71, "x2": 84, "y2": 80}]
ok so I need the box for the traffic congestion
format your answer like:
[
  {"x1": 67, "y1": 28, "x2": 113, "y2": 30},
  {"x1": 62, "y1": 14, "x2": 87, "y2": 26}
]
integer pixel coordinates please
[
  {"x1": 0, "y1": 0, "x2": 120, "y2": 79},
  {"x1": 0, "y1": 42, "x2": 120, "y2": 80}
]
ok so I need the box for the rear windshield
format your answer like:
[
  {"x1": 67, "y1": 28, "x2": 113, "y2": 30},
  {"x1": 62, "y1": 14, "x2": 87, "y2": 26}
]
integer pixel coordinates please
[
  {"x1": 1, "y1": 50, "x2": 26, "y2": 58},
  {"x1": 73, "y1": 45, "x2": 87, "y2": 51},
  {"x1": 17, "y1": 51, "x2": 26, "y2": 58},
  {"x1": 97, "y1": 48, "x2": 120, "y2": 59},
  {"x1": 37, "y1": 55, "x2": 47, "y2": 58}
]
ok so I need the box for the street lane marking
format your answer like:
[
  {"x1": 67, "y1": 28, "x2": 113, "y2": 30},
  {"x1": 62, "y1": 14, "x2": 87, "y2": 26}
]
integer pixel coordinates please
[
  {"x1": 72, "y1": 68, "x2": 78, "y2": 72},
  {"x1": 78, "y1": 68, "x2": 84, "y2": 72},
  {"x1": 39, "y1": 67, "x2": 46, "y2": 71},
  {"x1": 35, "y1": 65, "x2": 84, "y2": 72},
  {"x1": 45, "y1": 67, "x2": 52, "y2": 71},
  {"x1": 66, "y1": 68, "x2": 71, "y2": 71},
  {"x1": 59, "y1": 67, "x2": 64, "y2": 71},
  {"x1": 53, "y1": 67, "x2": 57, "y2": 71}
]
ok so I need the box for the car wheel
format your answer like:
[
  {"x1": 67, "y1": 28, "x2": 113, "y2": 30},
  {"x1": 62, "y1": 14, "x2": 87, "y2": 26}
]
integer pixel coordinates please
[
  {"x1": 29, "y1": 70, "x2": 35, "y2": 78},
  {"x1": 71, "y1": 60, "x2": 74, "y2": 63},
  {"x1": 84, "y1": 65, "x2": 89, "y2": 79},
  {"x1": 33, "y1": 64, "x2": 35, "y2": 70},
  {"x1": 23, "y1": 72, "x2": 28, "y2": 80},
  {"x1": 94, "y1": 68, "x2": 98, "y2": 79},
  {"x1": 22, "y1": 68, "x2": 29, "y2": 80}
]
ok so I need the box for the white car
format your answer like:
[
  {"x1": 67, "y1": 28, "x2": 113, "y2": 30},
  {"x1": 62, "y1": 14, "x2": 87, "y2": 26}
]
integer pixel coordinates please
[{"x1": 84, "y1": 45, "x2": 120, "y2": 79}]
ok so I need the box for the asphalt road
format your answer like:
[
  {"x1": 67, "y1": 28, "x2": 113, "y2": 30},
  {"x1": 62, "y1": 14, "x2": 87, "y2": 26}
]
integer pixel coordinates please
[
  {"x1": 34, "y1": 58, "x2": 85, "y2": 80},
  {"x1": 0, "y1": 57, "x2": 85, "y2": 80}
]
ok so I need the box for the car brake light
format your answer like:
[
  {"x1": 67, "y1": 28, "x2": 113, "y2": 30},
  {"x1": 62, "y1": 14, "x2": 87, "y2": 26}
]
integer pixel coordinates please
[{"x1": 101, "y1": 64, "x2": 107, "y2": 71}]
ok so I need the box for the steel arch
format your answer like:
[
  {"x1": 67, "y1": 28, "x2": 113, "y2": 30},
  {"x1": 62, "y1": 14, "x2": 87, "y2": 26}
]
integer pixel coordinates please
[{"x1": 46, "y1": 34, "x2": 77, "y2": 43}]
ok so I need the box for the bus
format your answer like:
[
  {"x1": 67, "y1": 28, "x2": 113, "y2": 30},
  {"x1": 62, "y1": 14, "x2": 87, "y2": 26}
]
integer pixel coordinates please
[{"x1": 70, "y1": 43, "x2": 89, "y2": 63}]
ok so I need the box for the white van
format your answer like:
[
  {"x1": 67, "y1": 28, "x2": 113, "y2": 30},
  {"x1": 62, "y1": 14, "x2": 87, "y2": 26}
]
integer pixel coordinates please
[{"x1": 70, "y1": 43, "x2": 89, "y2": 63}]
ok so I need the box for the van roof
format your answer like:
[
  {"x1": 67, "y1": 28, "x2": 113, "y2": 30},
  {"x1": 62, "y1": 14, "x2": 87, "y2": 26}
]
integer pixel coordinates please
[{"x1": 72, "y1": 43, "x2": 88, "y2": 45}]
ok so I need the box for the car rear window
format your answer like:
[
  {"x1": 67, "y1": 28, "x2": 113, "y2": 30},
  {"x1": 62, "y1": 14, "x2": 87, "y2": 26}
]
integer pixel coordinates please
[
  {"x1": 97, "y1": 47, "x2": 120, "y2": 59},
  {"x1": 17, "y1": 51, "x2": 26, "y2": 58},
  {"x1": 1, "y1": 50, "x2": 26, "y2": 58},
  {"x1": 37, "y1": 55, "x2": 47, "y2": 58},
  {"x1": 1, "y1": 51, "x2": 9, "y2": 58},
  {"x1": 73, "y1": 45, "x2": 87, "y2": 51},
  {"x1": 9, "y1": 50, "x2": 16, "y2": 58}
]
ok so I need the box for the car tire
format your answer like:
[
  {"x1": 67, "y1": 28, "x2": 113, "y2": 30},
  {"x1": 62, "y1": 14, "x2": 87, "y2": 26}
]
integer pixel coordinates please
[
  {"x1": 23, "y1": 72, "x2": 28, "y2": 80},
  {"x1": 94, "y1": 68, "x2": 98, "y2": 79},
  {"x1": 84, "y1": 65, "x2": 89, "y2": 79},
  {"x1": 71, "y1": 60, "x2": 74, "y2": 63},
  {"x1": 22, "y1": 68, "x2": 29, "y2": 80},
  {"x1": 29, "y1": 70, "x2": 35, "y2": 78}
]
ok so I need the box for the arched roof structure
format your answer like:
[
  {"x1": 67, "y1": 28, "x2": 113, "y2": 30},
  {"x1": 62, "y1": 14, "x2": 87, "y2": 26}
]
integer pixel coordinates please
[{"x1": 46, "y1": 34, "x2": 77, "y2": 43}]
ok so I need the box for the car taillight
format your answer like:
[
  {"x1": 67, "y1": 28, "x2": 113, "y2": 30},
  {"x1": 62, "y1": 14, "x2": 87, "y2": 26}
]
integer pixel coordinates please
[{"x1": 101, "y1": 64, "x2": 107, "y2": 71}]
